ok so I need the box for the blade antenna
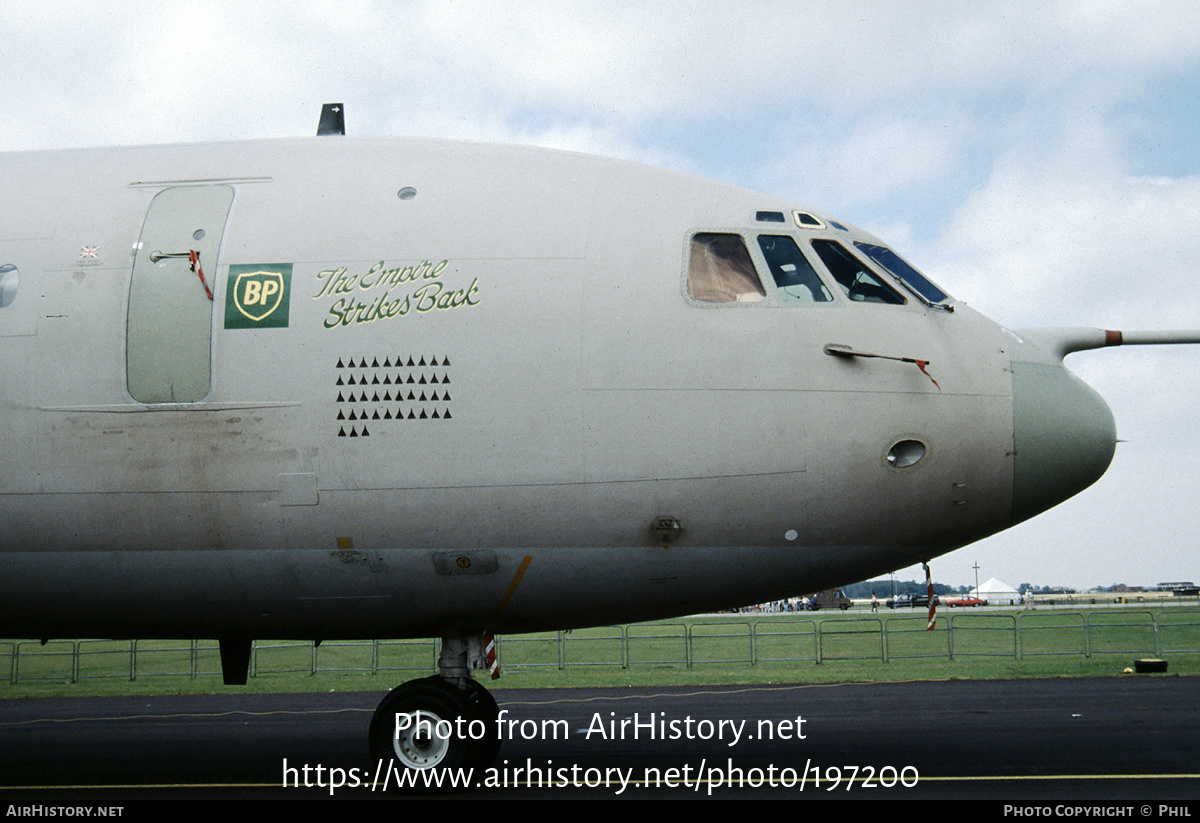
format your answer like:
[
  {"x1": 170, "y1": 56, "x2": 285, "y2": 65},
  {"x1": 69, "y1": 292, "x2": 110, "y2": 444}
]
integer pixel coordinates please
[{"x1": 317, "y1": 103, "x2": 345, "y2": 136}]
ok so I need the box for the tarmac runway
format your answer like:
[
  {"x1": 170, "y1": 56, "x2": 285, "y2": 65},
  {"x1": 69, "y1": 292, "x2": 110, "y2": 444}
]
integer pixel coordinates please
[{"x1": 1, "y1": 677, "x2": 1197, "y2": 802}]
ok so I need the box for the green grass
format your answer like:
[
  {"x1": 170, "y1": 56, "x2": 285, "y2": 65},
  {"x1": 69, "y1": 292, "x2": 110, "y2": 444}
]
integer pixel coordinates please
[{"x1": 3, "y1": 608, "x2": 1197, "y2": 699}]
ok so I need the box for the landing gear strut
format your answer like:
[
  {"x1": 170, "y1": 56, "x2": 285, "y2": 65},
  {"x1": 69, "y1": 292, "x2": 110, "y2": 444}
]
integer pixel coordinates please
[{"x1": 368, "y1": 635, "x2": 501, "y2": 786}]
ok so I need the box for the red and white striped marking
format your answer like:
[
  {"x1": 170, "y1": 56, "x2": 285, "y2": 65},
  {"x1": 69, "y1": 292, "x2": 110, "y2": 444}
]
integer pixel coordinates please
[{"x1": 485, "y1": 633, "x2": 500, "y2": 679}]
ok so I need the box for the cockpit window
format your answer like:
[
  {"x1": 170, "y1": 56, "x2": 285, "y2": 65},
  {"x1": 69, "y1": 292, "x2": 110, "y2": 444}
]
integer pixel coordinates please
[
  {"x1": 810, "y1": 239, "x2": 906, "y2": 305},
  {"x1": 854, "y1": 242, "x2": 950, "y2": 305},
  {"x1": 688, "y1": 233, "x2": 765, "y2": 303},
  {"x1": 757, "y1": 235, "x2": 832, "y2": 304}
]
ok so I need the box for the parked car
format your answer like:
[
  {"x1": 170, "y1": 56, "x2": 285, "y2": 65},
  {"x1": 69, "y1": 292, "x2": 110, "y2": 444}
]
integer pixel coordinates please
[
  {"x1": 886, "y1": 592, "x2": 940, "y2": 609},
  {"x1": 947, "y1": 596, "x2": 987, "y2": 607}
]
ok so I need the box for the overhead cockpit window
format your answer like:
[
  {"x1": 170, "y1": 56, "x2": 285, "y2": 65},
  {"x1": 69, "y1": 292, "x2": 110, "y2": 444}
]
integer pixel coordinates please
[
  {"x1": 854, "y1": 242, "x2": 950, "y2": 305},
  {"x1": 756, "y1": 235, "x2": 832, "y2": 304},
  {"x1": 793, "y1": 211, "x2": 825, "y2": 229},
  {"x1": 810, "y1": 240, "x2": 905, "y2": 305},
  {"x1": 688, "y1": 233, "x2": 765, "y2": 303},
  {"x1": 755, "y1": 211, "x2": 786, "y2": 223}
]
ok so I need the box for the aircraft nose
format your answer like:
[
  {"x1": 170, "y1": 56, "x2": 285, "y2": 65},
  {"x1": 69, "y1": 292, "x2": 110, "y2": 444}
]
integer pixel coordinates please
[{"x1": 1010, "y1": 360, "x2": 1116, "y2": 524}]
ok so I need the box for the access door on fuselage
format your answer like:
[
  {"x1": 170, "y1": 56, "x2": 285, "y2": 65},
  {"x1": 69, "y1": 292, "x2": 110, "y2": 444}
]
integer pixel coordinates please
[{"x1": 126, "y1": 185, "x2": 234, "y2": 403}]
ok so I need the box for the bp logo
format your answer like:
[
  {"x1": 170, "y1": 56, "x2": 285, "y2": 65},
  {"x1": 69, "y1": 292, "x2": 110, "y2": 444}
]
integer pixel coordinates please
[{"x1": 225, "y1": 264, "x2": 292, "y2": 329}]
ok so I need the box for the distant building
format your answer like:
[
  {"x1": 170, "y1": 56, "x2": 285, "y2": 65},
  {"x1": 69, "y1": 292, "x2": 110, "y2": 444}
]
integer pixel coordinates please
[{"x1": 1157, "y1": 582, "x2": 1200, "y2": 596}]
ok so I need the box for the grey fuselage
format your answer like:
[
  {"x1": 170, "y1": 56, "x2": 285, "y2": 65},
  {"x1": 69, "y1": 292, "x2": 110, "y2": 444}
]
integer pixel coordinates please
[{"x1": 0, "y1": 136, "x2": 1114, "y2": 641}]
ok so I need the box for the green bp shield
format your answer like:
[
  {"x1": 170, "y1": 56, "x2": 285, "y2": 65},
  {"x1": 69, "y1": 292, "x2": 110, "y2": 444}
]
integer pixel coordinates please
[{"x1": 225, "y1": 264, "x2": 292, "y2": 329}]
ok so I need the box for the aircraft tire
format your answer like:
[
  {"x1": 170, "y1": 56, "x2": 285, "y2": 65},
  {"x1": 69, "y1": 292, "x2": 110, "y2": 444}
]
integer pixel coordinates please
[
  {"x1": 368, "y1": 675, "x2": 500, "y2": 791},
  {"x1": 460, "y1": 676, "x2": 502, "y2": 768}
]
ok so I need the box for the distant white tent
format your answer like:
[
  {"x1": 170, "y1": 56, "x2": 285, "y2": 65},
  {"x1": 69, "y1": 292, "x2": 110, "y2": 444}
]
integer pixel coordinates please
[{"x1": 970, "y1": 577, "x2": 1021, "y2": 605}]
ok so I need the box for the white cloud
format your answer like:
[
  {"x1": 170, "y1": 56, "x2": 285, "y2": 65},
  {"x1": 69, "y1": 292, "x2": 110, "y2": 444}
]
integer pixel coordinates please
[
  {"x1": 409, "y1": 1, "x2": 1200, "y2": 119},
  {"x1": 922, "y1": 117, "x2": 1200, "y2": 330},
  {"x1": 5, "y1": 2, "x2": 1200, "y2": 153},
  {"x1": 760, "y1": 112, "x2": 970, "y2": 214}
]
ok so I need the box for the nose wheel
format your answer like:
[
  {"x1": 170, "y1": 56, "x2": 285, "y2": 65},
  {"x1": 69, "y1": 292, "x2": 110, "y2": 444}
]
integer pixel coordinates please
[
  {"x1": 368, "y1": 674, "x2": 501, "y2": 790},
  {"x1": 391, "y1": 706, "x2": 454, "y2": 769}
]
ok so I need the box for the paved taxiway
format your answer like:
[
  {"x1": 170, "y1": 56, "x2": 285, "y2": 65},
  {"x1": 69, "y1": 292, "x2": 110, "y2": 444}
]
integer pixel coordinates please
[{"x1": 1, "y1": 678, "x2": 1197, "y2": 799}]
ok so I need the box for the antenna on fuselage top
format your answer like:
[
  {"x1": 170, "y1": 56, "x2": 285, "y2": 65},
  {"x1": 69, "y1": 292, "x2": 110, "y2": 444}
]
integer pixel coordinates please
[{"x1": 317, "y1": 103, "x2": 345, "y2": 136}]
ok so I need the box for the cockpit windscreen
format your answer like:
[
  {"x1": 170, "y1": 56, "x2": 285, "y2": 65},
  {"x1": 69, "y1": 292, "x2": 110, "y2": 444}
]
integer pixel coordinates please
[
  {"x1": 757, "y1": 235, "x2": 832, "y2": 304},
  {"x1": 854, "y1": 242, "x2": 950, "y2": 305},
  {"x1": 810, "y1": 240, "x2": 905, "y2": 305}
]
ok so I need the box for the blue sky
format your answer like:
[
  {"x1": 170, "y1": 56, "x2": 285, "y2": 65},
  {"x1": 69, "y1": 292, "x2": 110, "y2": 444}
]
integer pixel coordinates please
[{"x1": 4, "y1": 1, "x2": 1199, "y2": 590}]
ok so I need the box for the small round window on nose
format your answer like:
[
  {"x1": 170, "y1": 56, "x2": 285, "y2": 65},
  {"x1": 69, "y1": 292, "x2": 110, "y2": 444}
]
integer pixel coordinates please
[
  {"x1": 0, "y1": 264, "x2": 18, "y2": 308},
  {"x1": 887, "y1": 439, "x2": 927, "y2": 468}
]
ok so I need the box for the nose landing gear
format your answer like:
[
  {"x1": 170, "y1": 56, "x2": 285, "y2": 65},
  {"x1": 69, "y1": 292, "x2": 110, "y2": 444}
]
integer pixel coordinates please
[{"x1": 368, "y1": 635, "x2": 502, "y2": 790}]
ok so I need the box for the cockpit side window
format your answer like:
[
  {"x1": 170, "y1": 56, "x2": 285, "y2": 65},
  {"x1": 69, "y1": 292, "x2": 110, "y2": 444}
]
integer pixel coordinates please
[
  {"x1": 854, "y1": 242, "x2": 950, "y2": 305},
  {"x1": 810, "y1": 239, "x2": 906, "y2": 305},
  {"x1": 687, "y1": 233, "x2": 765, "y2": 303},
  {"x1": 756, "y1": 235, "x2": 832, "y2": 304}
]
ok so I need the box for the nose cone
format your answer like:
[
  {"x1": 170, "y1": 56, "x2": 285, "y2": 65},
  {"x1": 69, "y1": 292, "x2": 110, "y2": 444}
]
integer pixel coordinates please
[{"x1": 1011, "y1": 360, "x2": 1116, "y2": 525}]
